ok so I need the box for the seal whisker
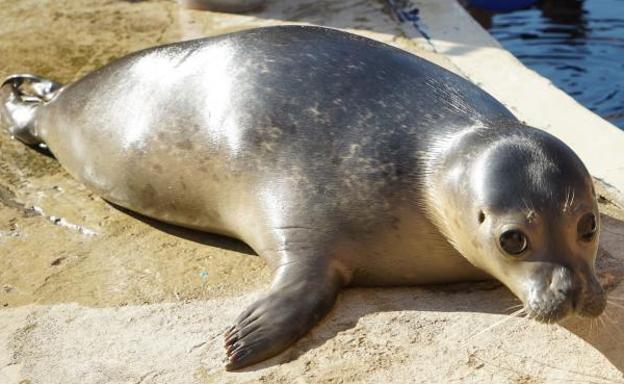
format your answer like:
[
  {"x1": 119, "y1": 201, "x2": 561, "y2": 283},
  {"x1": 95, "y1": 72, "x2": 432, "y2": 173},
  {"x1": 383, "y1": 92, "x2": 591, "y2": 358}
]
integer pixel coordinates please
[
  {"x1": 563, "y1": 187, "x2": 571, "y2": 212},
  {"x1": 603, "y1": 310, "x2": 616, "y2": 325},
  {"x1": 607, "y1": 300, "x2": 624, "y2": 310},
  {"x1": 520, "y1": 198, "x2": 536, "y2": 214},
  {"x1": 598, "y1": 315, "x2": 606, "y2": 330},
  {"x1": 563, "y1": 186, "x2": 577, "y2": 213},
  {"x1": 607, "y1": 296, "x2": 624, "y2": 301},
  {"x1": 467, "y1": 307, "x2": 527, "y2": 340},
  {"x1": 505, "y1": 304, "x2": 525, "y2": 313}
]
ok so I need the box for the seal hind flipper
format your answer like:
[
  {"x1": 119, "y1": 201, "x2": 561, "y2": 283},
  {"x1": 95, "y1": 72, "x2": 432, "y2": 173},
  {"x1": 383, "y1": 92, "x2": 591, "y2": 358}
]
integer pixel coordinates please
[
  {"x1": 0, "y1": 74, "x2": 62, "y2": 146},
  {"x1": 224, "y1": 257, "x2": 344, "y2": 370}
]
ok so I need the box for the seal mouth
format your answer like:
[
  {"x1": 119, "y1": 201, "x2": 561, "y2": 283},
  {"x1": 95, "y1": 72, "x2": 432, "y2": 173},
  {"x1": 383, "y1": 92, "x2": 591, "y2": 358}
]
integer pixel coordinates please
[{"x1": 526, "y1": 302, "x2": 574, "y2": 324}]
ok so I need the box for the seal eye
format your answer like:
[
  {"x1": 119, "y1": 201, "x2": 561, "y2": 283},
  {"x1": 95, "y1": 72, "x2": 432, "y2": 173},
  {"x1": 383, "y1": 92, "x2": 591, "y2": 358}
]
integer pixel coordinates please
[
  {"x1": 499, "y1": 230, "x2": 528, "y2": 256},
  {"x1": 578, "y1": 213, "x2": 597, "y2": 242}
]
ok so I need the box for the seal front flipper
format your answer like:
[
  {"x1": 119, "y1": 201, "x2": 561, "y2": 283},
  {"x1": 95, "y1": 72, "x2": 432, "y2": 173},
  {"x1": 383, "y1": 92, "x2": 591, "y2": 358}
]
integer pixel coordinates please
[
  {"x1": 224, "y1": 253, "x2": 344, "y2": 370},
  {"x1": 0, "y1": 74, "x2": 62, "y2": 146}
]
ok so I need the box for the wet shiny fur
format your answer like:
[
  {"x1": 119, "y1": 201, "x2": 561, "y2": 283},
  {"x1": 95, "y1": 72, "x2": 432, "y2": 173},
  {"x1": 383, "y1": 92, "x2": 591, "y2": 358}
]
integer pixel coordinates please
[{"x1": 0, "y1": 26, "x2": 605, "y2": 370}]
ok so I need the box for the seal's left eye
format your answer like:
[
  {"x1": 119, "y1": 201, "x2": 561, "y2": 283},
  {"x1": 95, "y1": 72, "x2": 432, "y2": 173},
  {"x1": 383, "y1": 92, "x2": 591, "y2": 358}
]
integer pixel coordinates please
[
  {"x1": 499, "y1": 230, "x2": 528, "y2": 256},
  {"x1": 578, "y1": 213, "x2": 597, "y2": 242}
]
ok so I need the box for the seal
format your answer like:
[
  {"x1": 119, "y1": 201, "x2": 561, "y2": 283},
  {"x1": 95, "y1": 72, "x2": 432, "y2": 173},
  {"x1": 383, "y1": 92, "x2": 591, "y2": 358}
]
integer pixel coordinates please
[{"x1": 0, "y1": 25, "x2": 606, "y2": 370}]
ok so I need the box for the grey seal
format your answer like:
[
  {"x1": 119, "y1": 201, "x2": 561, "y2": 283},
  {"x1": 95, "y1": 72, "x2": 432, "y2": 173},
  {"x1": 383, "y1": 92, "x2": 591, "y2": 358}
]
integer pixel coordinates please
[{"x1": 0, "y1": 25, "x2": 606, "y2": 370}]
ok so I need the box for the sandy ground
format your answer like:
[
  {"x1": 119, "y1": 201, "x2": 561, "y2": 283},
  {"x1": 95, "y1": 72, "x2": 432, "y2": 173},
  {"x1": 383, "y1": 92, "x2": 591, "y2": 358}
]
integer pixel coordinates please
[{"x1": 0, "y1": 1, "x2": 623, "y2": 383}]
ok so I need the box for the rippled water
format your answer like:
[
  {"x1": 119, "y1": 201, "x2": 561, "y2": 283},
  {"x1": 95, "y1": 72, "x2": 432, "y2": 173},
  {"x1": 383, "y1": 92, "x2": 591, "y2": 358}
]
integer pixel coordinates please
[{"x1": 467, "y1": 0, "x2": 624, "y2": 129}]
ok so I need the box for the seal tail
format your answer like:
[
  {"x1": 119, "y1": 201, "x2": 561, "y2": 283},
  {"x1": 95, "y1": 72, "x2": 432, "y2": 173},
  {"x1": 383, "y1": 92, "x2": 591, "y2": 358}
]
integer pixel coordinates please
[{"x1": 0, "y1": 74, "x2": 63, "y2": 146}]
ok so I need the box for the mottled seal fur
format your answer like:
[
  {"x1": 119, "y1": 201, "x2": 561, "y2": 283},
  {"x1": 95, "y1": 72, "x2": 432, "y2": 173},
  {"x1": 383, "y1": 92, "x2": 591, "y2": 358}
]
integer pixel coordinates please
[{"x1": 0, "y1": 26, "x2": 606, "y2": 370}]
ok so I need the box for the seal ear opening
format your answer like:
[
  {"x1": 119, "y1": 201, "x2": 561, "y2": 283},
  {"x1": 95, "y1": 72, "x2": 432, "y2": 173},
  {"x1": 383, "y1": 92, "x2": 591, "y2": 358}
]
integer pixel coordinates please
[
  {"x1": 0, "y1": 74, "x2": 62, "y2": 146},
  {"x1": 478, "y1": 210, "x2": 486, "y2": 224}
]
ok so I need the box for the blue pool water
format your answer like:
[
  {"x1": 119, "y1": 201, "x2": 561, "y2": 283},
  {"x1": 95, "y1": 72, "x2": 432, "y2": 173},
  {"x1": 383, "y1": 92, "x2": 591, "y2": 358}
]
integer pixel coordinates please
[{"x1": 466, "y1": 0, "x2": 624, "y2": 129}]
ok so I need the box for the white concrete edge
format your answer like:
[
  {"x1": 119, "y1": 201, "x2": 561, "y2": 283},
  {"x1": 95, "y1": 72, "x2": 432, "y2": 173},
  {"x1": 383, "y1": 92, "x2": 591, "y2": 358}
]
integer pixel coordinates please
[{"x1": 396, "y1": 0, "x2": 624, "y2": 196}]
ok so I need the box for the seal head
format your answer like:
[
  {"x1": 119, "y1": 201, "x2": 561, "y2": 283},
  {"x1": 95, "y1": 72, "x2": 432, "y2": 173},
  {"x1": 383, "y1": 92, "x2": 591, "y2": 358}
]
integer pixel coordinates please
[{"x1": 430, "y1": 123, "x2": 606, "y2": 322}]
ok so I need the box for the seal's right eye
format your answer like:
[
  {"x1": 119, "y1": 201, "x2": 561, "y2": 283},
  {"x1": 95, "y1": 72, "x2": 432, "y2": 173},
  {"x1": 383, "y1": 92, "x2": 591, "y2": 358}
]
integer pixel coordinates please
[
  {"x1": 499, "y1": 230, "x2": 528, "y2": 256},
  {"x1": 578, "y1": 212, "x2": 597, "y2": 242}
]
